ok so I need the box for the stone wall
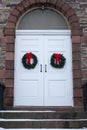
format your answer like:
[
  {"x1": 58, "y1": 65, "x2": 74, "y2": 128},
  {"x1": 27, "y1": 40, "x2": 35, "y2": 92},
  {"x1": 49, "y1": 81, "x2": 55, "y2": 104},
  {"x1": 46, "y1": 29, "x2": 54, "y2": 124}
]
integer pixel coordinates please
[
  {"x1": 65, "y1": 1, "x2": 87, "y2": 84},
  {"x1": 0, "y1": 0, "x2": 87, "y2": 108},
  {"x1": 0, "y1": 0, "x2": 87, "y2": 83}
]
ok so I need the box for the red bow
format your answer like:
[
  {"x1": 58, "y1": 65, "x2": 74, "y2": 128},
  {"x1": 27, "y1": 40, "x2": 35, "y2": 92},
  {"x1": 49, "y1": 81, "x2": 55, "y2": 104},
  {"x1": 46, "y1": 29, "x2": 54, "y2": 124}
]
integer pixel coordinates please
[
  {"x1": 25, "y1": 52, "x2": 32, "y2": 64},
  {"x1": 54, "y1": 53, "x2": 61, "y2": 64}
]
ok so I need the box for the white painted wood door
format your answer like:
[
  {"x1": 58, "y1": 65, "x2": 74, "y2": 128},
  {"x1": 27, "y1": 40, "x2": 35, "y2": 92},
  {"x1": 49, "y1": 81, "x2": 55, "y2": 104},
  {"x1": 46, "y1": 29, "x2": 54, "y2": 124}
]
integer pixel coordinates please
[
  {"x1": 44, "y1": 35, "x2": 73, "y2": 106},
  {"x1": 14, "y1": 30, "x2": 73, "y2": 106}
]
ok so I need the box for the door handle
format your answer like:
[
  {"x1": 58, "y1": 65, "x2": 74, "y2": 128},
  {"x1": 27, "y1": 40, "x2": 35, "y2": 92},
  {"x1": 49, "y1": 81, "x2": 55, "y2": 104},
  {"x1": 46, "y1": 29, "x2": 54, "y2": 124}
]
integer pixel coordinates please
[
  {"x1": 45, "y1": 65, "x2": 47, "y2": 72},
  {"x1": 40, "y1": 64, "x2": 42, "y2": 72}
]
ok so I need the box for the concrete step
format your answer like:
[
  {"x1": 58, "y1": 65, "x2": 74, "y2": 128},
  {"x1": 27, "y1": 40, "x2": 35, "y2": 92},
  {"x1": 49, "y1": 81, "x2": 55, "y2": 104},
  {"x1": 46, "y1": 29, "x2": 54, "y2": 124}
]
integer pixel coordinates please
[
  {"x1": 0, "y1": 118, "x2": 87, "y2": 128},
  {"x1": 0, "y1": 111, "x2": 87, "y2": 119},
  {"x1": 9, "y1": 106, "x2": 83, "y2": 112},
  {"x1": 0, "y1": 129, "x2": 86, "y2": 130},
  {"x1": 0, "y1": 111, "x2": 87, "y2": 128}
]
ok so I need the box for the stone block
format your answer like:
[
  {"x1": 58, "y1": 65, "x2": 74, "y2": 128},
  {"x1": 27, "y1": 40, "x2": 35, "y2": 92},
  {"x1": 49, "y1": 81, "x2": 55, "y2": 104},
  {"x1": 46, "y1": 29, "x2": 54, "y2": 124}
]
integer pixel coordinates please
[
  {"x1": 6, "y1": 52, "x2": 14, "y2": 60},
  {"x1": 6, "y1": 60, "x2": 14, "y2": 70}
]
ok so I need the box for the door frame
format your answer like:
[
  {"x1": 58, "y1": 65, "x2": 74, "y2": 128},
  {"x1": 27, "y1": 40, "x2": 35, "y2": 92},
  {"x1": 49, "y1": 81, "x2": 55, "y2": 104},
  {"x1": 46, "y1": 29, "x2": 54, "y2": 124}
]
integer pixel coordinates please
[
  {"x1": 15, "y1": 30, "x2": 71, "y2": 36},
  {"x1": 14, "y1": 30, "x2": 73, "y2": 107}
]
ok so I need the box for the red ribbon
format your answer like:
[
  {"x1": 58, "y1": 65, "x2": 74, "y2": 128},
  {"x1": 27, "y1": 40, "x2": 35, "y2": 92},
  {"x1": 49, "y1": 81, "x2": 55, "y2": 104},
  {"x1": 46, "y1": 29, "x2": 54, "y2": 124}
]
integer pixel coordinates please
[
  {"x1": 54, "y1": 53, "x2": 61, "y2": 64},
  {"x1": 25, "y1": 52, "x2": 32, "y2": 64}
]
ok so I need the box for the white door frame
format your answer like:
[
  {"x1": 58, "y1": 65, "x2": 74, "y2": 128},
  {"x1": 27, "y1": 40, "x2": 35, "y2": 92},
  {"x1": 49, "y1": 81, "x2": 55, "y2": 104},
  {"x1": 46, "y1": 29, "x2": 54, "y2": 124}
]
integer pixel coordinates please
[
  {"x1": 14, "y1": 30, "x2": 73, "y2": 107},
  {"x1": 15, "y1": 30, "x2": 71, "y2": 36}
]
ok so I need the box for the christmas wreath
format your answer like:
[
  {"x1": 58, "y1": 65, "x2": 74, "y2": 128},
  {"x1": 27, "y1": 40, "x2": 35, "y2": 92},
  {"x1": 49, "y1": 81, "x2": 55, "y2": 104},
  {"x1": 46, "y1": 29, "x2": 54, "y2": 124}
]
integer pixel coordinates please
[
  {"x1": 22, "y1": 52, "x2": 38, "y2": 69},
  {"x1": 50, "y1": 53, "x2": 66, "y2": 68}
]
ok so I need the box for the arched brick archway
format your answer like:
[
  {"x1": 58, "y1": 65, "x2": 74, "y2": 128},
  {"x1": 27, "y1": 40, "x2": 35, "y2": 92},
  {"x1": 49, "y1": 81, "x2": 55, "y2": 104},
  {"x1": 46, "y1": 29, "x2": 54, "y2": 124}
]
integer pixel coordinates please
[{"x1": 3, "y1": 0, "x2": 82, "y2": 108}]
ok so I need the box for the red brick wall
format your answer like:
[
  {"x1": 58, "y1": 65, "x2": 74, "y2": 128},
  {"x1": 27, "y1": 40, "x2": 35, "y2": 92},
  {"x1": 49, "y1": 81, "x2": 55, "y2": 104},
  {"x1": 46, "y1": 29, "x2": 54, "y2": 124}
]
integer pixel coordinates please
[{"x1": 0, "y1": 0, "x2": 85, "y2": 109}]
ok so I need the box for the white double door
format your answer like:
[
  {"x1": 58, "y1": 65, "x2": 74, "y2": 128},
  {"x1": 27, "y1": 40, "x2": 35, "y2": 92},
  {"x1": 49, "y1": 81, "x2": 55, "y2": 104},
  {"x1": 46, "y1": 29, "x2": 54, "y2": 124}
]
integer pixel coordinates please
[{"x1": 14, "y1": 31, "x2": 73, "y2": 106}]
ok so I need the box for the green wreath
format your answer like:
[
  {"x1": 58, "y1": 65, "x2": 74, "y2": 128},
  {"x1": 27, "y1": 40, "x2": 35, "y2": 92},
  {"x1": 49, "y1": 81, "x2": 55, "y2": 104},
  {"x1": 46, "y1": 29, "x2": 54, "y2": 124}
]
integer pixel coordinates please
[
  {"x1": 50, "y1": 53, "x2": 66, "y2": 68},
  {"x1": 22, "y1": 52, "x2": 38, "y2": 69}
]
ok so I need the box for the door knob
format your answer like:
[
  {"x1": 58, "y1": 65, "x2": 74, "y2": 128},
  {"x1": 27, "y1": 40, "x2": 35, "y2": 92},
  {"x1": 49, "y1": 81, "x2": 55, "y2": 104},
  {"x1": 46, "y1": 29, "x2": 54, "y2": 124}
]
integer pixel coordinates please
[
  {"x1": 40, "y1": 64, "x2": 42, "y2": 72},
  {"x1": 45, "y1": 65, "x2": 47, "y2": 72}
]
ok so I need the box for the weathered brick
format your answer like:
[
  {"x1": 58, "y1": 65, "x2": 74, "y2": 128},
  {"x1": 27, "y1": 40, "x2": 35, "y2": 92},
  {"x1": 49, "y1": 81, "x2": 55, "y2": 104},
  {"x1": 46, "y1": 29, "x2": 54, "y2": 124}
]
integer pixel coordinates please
[
  {"x1": 4, "y1": 97, "x2": 13, "y2": 106},
  {"x1": 73, "y1": 70, "x2": 82, "y2": 79},
  {"x1": 0, "y1": 36, "x2": 7, "y2": 44},
  {"x1": 73, "y1": 52, "x2": 81, "y2": 60},
  {"x1": 6, "y1": 43, "x2": 14, "y2": 52},
  {"x1": 16, "y1": 3, "x2": 25, "y2": 13},
  {"x1": 56, "y1": 0, "x2": 65, "y2": 9},
  {"x1": 56, "y1": 0, "x2": 63, "y2": 6},
  {"x1": 6, "y1": 60, "x2": 14, "y2": 70},
  {"x1": 71, "y1": 24, "x2": 81, "y2": 31},
  {"x1": 6, "y1": 70, "x2": 14, "y2": 79},
  {"x1": 22, "y1": 0, "x2": 31, "y2": 10},
  {"x1": 72, "y1": 36, "x2": 81, "y2": 43},
  {"x1": 4, "y1": 87, "x2": 13, "y2": 98},
  {"x1": 6, "y1": 22, "x2": 16, "y2": 29},
  {"x1": 0, "y1": 36, "x2": 15, "y2": 44},
  {"x1": 73, "y1": 60, "x2": 81, "y2": 70},
  {"x1": 74, "y1": 98, "x2": 83, "y2": 106},
  {"x1": 4, "y1": 28, "x2": 15, "y2": 36},
  {"x1": 71, "y1": 23, "x2": 80, "y2": 29},
  {"x1": 69, "y1": 15, "x2": 79, "y2": 24},
  {"x1": 8, "y1": 15, "x2": 18, "y2": 23},
  {"x1": 61, "y1": 2, "x2": 71, "y2": 14},
  {"x1": 6, "y1": 36, "x2": 15, "y2": 44},
  {"x1": 11, "y1": 8, "x2": 21, "y2": 17},
  {"x1": 73, "y1": 79, "x2": 82, "y2": 88},
  {"x1": 6, "y1": 52, "x2": 14, "y2": 60},
  {"x1": 72, "y1": 43, "x2": 81, "y2": 52},
  {"x1": 0, "y1": 70, "x2": 5, "y2": 78},
  {"x1": 29, "y1": 0, "x2": 37, "y2": 4},
  {"x1": 66, "y1": 8, "x2": 75, "y2": 18},
  {"x1": 48, "y1": 0, "x2": 58, "y2": 5},
  {"x1": 71, "y1": 29, "x2": 83, "y2": 36},
  {"x1": 74, "y1": 88, "x2": 83, "y2": 97},
  {"x1": 5, "y1": 79, "x2": 14, "y2": 88}
]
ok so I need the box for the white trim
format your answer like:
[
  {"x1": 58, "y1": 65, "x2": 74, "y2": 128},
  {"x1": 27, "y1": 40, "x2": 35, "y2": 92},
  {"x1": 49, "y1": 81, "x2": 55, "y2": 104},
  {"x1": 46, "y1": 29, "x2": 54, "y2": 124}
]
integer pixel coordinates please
[
  {"x1": 0, "y1": 119, "x2": 87, "y2": 122},
  {"x1": 0, "y1": 128, "x2": 86, "y2": 130},
  {"x1": 16, "y1": 30, "x2": 71, "y2": 36},
  {"x1": 0, "y1": 110, "x2": 55, "y2": 113}
]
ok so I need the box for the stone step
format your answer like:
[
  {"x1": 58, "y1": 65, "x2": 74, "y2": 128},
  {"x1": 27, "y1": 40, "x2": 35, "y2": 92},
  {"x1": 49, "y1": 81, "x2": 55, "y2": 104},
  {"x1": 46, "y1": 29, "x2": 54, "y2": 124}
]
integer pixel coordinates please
[
  {"x1": 0, "y1": 118, "x2": 87, "y2": 128},
  {"x1": 0, "y1": 111, "x2": 87, "y2": 119},
  {"x1": 0, "y1": 110, "x2": 87, "y2": 129},
  {"x1": 10, "y1": 106, "x2": 83, "y2": 112}
]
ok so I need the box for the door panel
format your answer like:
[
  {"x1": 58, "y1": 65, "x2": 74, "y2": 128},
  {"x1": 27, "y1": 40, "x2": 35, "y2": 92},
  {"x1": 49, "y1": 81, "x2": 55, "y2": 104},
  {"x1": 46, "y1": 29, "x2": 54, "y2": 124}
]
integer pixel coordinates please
[
  {"x1": 44, "y1": 35, "x2": 73, "y2": 106},
  {"x1": 14, "y1": 36, "x2": 43, "y2": 106}
]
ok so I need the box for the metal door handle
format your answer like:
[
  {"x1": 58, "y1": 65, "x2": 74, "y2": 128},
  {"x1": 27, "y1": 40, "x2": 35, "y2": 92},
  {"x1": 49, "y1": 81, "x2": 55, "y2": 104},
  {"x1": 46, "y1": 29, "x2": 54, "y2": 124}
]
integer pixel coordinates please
[
  {"x1": 45, "y1": 65, "x2": 47, "y2": 72},
  {"x1": 40, "y1": 64, "x2": 42, "y2": 72}
]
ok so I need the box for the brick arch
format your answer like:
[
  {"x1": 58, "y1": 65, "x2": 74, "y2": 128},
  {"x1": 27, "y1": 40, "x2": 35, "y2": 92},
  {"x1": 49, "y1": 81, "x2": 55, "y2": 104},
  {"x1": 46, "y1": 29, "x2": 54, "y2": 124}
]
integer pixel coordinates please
[{"x1": 3, "y1": 0, "x2": 82, "y2": 108}]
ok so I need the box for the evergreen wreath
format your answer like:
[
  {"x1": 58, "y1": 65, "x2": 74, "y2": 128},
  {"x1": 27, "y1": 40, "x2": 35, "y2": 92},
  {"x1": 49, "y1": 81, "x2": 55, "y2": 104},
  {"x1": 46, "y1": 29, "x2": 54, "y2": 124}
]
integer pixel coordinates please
[
  {"x1": 22, "y1": 52, "x2": 38, "y2": 69},
  {"x1": 50, "y1": 53, "x2": 66, "y2": 68}
]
